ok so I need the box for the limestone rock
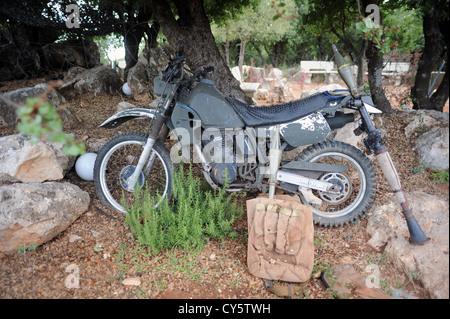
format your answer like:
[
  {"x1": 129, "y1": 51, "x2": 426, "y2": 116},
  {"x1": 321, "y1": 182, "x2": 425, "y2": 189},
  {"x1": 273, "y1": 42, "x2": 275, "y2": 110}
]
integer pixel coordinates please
[
  {"x1": 0, "y1": 182, "x2": 90, "y2": 257},
  {"x1": 0, "y1": 83, "x2": 75, "y2": 127},
  {"x1": 271, "y1": 78, "x2": 294, "y2": 103},
  {"x1": 366, "y1": 191, "x2": 449, "y2": 299},
  {"x1": 74, "y1": 66, "x2": 122, "y2": 95},
  {"x1": 414, "y1": 127, "x2": 449, "y2": 170},
  {"x1": 266, "y1": 67, "x2": 284, "y2": 80},
  {"x1": 61, "y1": 66, "x2": 122, "y2": 95},
  {"x1": 247, "y1": 67, "x2": 265, "y2": 83},
  {"x1": 117, "y1": 101, "x2": 136, "y2": 112},
  {"x1": 127, "y1": 47, "x2": 169, "y2": 99},
  {"x1": 41, "y1": 39, "x2": 100, "y2": 71},
  {"x1": 122, "y1": 277, "x2": 141, "y2": 286},
  {"x1": 0, "y1": 134, "x2": 76, "y2": 182},
  {"x1": 404, "y1": 111, "x2": 448, "y2": 138}
]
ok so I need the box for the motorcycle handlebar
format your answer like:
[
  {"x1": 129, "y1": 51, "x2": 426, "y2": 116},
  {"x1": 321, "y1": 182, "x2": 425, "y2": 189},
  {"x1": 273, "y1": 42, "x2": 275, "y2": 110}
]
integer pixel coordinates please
[
  {"x1": 176, "y1": 40, "x2": 185, "y2": 58},
  {"x1": 194, "y1": 66, "x2": 214, "y2": 80},
  {"x1": 162, "y1": 40, "x2": 215, "y2": 82}
]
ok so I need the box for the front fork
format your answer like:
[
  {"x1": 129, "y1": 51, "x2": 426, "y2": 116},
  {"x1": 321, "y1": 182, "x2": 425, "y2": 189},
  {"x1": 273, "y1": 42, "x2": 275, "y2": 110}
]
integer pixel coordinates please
[
  {"x1": 125, "y1": 92, "x2": 174, "y2": 191},
  {"x1": 359, "y1": 103, "x2": 430, "y2": 245}
]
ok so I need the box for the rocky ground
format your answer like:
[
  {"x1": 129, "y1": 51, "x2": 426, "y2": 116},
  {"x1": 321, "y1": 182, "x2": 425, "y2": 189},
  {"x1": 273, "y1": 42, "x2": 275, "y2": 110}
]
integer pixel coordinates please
[{"x1": 0, "y1": 76, "x2": 448, "y2": 300}]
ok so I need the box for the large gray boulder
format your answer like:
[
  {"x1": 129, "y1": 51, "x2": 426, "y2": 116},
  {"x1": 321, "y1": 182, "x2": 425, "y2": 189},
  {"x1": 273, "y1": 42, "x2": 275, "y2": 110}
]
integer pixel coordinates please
[
  {"x1": 402, "y1": 109, "x2": 449, "y2": 170},
  {"x1": 61, "y1": 65, "x2": 122, "y2": 95},
  {"x1": 0, "y1": 134, "x2": 76, "y2": 183},
  {"x1": 0, "y1": 83, "x2": 75, "y2": 127},
  {"x1": 126, "y1": 47, "x2": 169, "y2": 99},
  {"x1": 41, "y1": 39, "x2": 100, "y2": 71},
  {"x1": 0, "y1": 182, "x2": 90, "y2": 258},
  {"x1": 366, "y1": 191, "x2": 449, "y2": 299},
  {"x1": 414, "y1": 127, "x2": 449, "y2": 170},
  {"x1": 404, "y1": 109, "x2": 449, "y2": 138}
]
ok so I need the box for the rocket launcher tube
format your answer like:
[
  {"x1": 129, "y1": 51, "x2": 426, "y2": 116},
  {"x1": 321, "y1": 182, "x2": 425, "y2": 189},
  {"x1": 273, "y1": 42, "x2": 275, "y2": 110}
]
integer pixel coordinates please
[{"x1": 332, "y1": 44, "x2": 358, "y2": 96}]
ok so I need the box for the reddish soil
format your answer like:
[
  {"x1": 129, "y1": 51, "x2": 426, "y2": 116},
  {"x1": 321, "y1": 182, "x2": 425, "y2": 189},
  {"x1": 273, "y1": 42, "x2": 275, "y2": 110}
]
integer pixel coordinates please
[{"x1": 0, "y1": 76, "x2": 448, "y2": 300}]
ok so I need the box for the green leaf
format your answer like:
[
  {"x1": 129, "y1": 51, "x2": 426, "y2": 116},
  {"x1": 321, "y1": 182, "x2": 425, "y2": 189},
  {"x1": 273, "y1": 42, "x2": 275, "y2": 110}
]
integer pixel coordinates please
[
  {"x1": 38, "y1": 102, "x2": 53, "y2": 116},
  {"x1": 62, "y1": 143, "x2": 86, "y2": 156},
  {"x1": 46, "y1": 118, "x2": 63, "y2": 132},
  {"x1": 364, "y1": 17, "x2": 377, "y2": 30},
  {"x1": 16, "y1": 121, "x2": 32, "y2": 135},
  {"x1": 16, "y1": 104, "x2": 33, "y2": 117}
]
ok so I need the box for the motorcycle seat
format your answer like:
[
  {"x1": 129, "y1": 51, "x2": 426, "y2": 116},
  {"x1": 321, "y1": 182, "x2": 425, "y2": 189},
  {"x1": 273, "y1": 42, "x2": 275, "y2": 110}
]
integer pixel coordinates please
[{"x1": 226, "y1": 93, "x2": 330, "y2": 127}]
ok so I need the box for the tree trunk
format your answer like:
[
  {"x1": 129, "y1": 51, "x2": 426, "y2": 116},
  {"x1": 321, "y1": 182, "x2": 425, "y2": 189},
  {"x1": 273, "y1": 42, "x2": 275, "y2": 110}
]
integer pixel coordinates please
[
  {"x1": 238, "y1": 38, "x2": 247, "y2": 77},
  {"x1": 147, "y1": 0, "x2": 248, "y2": 103},
  {"x1": 365, "y1": 41, "x2": 391, "y2": 114},
  {"x1": 225, "y1": 29, "x2": 230, "y2": 68},
  {"x1": 123, "y1": 26, "x2": 144, "y2": 80},
  {"x1": 146, "y1": 21, "x2": 160, "y2": 49},
  {"x1": 411, "y1": 2, "x2": 445, "y2": 110},
  {"x1": 355, "y1": 41, "x2": 367, "y2": 87},
  {"x1": 253, "y1": 43, "x2": 267, "y2": 67},
  {"x1": 363, "y1": 0, "x2": 391, "y2": 114},
  {"x1": 355, "y1": 54, "x2": 365, "y2": 87},
  {"x1": 429, "y1": 60, "x2": 449, "y2": 109}
]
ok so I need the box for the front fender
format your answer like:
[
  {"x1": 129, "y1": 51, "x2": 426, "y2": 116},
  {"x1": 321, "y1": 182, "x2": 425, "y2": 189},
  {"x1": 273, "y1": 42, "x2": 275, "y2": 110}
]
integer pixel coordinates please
[{"x1": 100, "y1": 108, "x2": 157, "y2": 129}]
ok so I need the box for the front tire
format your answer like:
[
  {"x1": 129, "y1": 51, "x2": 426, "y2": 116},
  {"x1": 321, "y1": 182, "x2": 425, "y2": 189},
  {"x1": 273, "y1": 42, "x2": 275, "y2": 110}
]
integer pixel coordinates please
[
  {"x1": 94, "y1": 132, "x2": 172, "y2": 214},
  {"x1": 296, "y1": 141, "x2": 376, "y2": 227}
]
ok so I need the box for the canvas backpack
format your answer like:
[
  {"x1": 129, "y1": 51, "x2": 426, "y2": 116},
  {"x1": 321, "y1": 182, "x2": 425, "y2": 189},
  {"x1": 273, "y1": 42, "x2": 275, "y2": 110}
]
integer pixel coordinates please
[{"x1": 246, "y1": 195, "x2": 315, "y2": 297}]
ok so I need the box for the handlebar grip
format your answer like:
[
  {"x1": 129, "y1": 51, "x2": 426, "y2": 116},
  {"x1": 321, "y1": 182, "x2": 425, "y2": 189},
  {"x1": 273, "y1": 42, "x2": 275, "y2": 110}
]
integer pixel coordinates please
[
  {"x1": 194, "y1": 66, "x2": 214, "y2": 79},
  {"x1": 176, "y1": 40, "x2": 185, "y2": 57}
]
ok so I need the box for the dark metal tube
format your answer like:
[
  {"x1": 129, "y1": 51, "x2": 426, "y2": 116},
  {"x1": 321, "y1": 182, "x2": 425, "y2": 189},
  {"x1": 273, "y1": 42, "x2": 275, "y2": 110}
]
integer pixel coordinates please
[
  {"x1": 360, "y1": 105, "x2": 430, "y2": 245},
  {"x1": 375, "y1": 147, "x2": 430, "y2": 244},
  {"x1": 325, "y1": 112, "x2": 355, "y2": 130}
]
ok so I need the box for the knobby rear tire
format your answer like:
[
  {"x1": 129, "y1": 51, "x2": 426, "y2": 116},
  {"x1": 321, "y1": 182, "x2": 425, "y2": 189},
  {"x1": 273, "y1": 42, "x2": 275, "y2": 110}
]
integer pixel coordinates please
[{"x1": 296, "y1": 141, "x2": 377, "y2": 227}]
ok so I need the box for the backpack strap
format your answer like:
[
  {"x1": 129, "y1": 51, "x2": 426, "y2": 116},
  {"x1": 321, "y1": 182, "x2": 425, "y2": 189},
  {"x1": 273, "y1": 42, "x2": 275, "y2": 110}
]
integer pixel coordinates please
[{"x1": 263, "y1": 279, "x2": 307, "y2": 298}]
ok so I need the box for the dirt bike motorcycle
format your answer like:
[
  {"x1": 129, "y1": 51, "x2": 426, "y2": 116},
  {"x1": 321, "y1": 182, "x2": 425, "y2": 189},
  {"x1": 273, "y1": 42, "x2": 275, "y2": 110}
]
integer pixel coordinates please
[{"x1": 94, "y1": 41, "x2": 429, "y2": 244}]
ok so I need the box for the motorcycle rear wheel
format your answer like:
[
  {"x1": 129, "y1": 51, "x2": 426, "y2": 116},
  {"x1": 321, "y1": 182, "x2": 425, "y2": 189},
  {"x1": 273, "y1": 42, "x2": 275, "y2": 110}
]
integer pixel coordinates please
[
  {"x1": 94, "y1": 132, "x2": 172, "y2": 214},
  {"x1": 295, "y1": 141, "x2": 376, "y2": 227}
]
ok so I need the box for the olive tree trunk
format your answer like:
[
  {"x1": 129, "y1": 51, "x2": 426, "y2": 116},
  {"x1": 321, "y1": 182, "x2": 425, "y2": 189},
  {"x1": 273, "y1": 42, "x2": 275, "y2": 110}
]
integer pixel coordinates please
[{"x1": 148, "y1": 0, "x2": 249, "y2": 103}]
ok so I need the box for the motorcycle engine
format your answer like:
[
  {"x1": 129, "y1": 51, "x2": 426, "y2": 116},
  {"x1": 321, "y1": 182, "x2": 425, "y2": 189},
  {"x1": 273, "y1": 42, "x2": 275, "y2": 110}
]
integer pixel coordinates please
[
  {"x1": 211, "y1": 163, "x2": 237, "y2": 185},
  {"x1": 203, "y1": 129, "x2": 257, "y2": 186}
]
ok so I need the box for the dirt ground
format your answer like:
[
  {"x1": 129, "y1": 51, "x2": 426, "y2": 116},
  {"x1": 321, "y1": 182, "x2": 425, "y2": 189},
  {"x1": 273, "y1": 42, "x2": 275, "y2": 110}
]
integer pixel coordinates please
[{"x1": 0, "y1": 75, "x2": 448, "y2": 301}]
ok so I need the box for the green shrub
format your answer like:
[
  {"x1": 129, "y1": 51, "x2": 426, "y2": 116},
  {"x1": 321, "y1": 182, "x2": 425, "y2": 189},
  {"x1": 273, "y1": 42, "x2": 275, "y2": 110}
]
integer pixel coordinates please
[
  {"x1": 429, "y1": 170, "x2": 449, "y2": 184},
  {"x1": 124, "y1": 165, "x2": 241, "y2": 254}
]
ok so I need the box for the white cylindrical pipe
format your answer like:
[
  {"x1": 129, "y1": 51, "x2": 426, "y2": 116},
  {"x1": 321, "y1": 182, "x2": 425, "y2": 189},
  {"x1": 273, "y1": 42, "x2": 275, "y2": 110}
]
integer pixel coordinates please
[{"x1": 268, "y1": 125, "x2": 282, "y2": 199}]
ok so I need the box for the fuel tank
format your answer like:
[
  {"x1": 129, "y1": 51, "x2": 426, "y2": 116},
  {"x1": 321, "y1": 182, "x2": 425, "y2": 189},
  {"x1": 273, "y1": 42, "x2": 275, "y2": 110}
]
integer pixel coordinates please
[
  {"x1": 264, "y1": 112, "x2": 332, "y2": 148},
  {"x1": 185, "y1": 80, "x2": 244, "y2": 129}
]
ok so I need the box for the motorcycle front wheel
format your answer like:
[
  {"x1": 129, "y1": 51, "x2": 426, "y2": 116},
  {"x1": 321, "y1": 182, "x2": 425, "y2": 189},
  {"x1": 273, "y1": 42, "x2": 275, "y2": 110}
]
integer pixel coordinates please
[
  {"x1": 93, "y1": 132, "x2": 172, "y2": 214},
  {"x1": 295, "y1": 141, "x2": 376, "y2": 227}
]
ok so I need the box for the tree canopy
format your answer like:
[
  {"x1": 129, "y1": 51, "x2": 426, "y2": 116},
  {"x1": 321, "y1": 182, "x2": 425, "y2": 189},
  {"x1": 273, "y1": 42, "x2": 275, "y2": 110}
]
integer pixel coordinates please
[{"x1": 1, "y1": 0, "x2": 448, "y2": 111}]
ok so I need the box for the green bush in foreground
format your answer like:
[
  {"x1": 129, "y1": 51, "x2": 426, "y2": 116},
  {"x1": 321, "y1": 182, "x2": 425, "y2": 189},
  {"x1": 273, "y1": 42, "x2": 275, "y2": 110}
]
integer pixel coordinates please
[{"x1": 124, "y1": 165, "x2": 242, "y2": 254}]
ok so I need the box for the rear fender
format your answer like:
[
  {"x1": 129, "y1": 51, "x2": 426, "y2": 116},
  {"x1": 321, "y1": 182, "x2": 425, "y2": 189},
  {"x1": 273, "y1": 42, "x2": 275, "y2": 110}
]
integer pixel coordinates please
[{"x1": 99, "y1": 108, "x2": 157, "y2": 129}]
